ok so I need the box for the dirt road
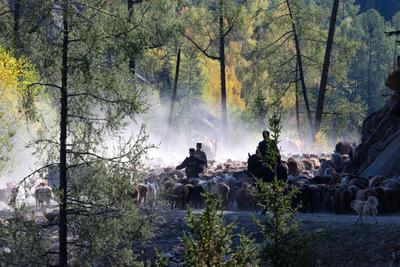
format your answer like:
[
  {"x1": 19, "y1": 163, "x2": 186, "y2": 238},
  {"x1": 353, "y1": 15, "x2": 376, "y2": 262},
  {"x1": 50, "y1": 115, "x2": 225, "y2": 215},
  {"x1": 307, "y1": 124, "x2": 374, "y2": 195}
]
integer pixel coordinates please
[
  {"x1": 1, "y1": 206, "x2": 400, "y2": 266},
  {"x1": 135, "y1": 210, "x2": 400, "y2": 266}
]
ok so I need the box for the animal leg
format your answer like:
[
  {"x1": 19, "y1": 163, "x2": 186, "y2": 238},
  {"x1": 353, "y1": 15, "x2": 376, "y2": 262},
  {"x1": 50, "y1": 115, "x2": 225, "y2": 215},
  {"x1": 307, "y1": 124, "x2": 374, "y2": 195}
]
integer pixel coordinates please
[{"x1": 354, "y1": 215, "x2": 360, "y2": 223}]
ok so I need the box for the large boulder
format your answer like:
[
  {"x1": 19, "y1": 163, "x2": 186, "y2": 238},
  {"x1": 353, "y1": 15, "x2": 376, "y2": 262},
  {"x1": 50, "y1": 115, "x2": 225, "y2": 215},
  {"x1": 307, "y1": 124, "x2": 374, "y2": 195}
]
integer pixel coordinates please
[{"x1": 347, "y1": 94, "x2": 400, "y2": 178}]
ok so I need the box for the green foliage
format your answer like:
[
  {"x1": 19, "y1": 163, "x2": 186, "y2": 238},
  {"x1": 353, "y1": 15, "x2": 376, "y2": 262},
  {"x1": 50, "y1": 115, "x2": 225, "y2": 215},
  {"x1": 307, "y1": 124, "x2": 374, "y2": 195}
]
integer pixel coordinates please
[
  {"x1": 180, "y1": 192, "x2": 259, "y2": 267},
  {"x1": 255, "y1": 179, "x2": 315, "y2": 267},
  {"x1": 1, "y1": 1, "x2": 164, "y2": 265},
  {"x1": 259, "y1": 110, "x2": 282, "y2": 174},
  {"x1": 0, "y1": 207, "x2": 51, "y2": 266},
  {"x1": 256, "y1": 110, "x2": 315, "y2": 266},
  {"x1": 246, "y1": 88, "x2": 269, "y2": 130}
]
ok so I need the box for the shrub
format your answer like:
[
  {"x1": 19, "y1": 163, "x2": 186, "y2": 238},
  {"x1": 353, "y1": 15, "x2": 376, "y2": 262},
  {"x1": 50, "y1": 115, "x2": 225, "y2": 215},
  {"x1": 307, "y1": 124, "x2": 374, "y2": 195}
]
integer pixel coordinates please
[{"x1": 180, "y1": 192, "x2": 259, "y2": 267}]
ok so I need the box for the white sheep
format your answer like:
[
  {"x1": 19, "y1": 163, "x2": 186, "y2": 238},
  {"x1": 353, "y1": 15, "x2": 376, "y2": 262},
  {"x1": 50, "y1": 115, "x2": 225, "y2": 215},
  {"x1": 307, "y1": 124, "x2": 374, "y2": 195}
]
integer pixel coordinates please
[{"x1": 34, "y1": 183, "x2": 52, "y2": 208}]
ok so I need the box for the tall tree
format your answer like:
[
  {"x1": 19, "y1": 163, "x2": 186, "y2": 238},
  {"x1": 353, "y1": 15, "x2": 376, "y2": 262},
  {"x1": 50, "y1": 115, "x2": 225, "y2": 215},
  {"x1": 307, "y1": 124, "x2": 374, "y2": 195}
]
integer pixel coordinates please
[
  {"x1": 59, "y1": 2, "x2": 68, "y2": 263},
  {"x1": 168, "y1": 47, "x2": 181, "y2": 125},
  {"x1": 286, "y1": 0, "x2": 313, "y2": 131},
  {"x1": 350, "y1": 9, "x2": 391, "y2": 114},
  {"x1": 181, "y1": 0, "x2": 243, "y2": 130},
  {"x1": 314, "y1": 0, "x2": 340, "y2": 139},
  {"x1": 4, "y1": 1, "x2": 159, "y2": 265}
]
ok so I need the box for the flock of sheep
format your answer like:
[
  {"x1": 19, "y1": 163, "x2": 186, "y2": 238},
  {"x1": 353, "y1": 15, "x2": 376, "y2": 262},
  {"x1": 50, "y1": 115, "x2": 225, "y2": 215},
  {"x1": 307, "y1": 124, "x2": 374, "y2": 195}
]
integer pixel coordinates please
[
  {"x1": 1, "y1": 141, "x2": 399, "y2": 224},
  {"x1": 132, "y1": 143, "x2": 400, "y2": 223}
]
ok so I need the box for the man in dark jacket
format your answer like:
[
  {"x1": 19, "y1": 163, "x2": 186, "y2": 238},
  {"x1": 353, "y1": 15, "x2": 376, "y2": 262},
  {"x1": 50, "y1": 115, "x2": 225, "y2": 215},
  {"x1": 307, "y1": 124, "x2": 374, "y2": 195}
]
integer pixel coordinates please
[
  {"x1": 256, "y1": 130, "x2": 270, "y2": 159},
  {"x1": 176, "y1": 148, "x2": 206, "y2": 178},
  {"x1": 194, "y1": 143, "x2": 208, "y2": 169}
]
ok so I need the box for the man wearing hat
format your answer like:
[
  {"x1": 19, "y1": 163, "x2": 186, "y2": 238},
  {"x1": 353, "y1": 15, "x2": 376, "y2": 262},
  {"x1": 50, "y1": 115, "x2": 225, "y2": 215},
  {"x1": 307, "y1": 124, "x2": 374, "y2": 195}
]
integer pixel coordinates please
[
  {"x1": 176, "y1": 148, "x2": 205, "y2": 178},
  {"x1": 256, "y1": 130, "x2": 270, "y2": 159},
  {"x1": 194, "y1": 142, "x2": 208, "y2": 169}
]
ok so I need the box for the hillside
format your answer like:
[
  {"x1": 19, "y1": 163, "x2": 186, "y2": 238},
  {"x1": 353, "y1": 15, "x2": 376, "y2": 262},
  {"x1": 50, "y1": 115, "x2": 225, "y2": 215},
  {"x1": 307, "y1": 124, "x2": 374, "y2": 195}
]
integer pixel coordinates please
[{"x1": 356, "y1": 0, "x2": 400, "y2": 20}]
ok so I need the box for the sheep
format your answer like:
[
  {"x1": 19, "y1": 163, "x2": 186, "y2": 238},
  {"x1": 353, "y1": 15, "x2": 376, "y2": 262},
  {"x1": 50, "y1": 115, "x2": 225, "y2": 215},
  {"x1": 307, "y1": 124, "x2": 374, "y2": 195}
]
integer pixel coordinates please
[
  {"x1": 145, "y1": 182, "x2": 158, "y2": 205},
  {"x1": 331, "y1": 153, "x2": 345, "y2": 172},
  {"x1": 316, "y1": 161, "x2": 336, "y2": 177},
  {"x1": 222, "y1": 174, "x2": 237, "y2": 209},
  {"x1": 137, "y1": 183, "x2": 148, "y2": 205},
  {"x1": 334, "y1": 141, "x2": 355, "y2": 159},
  {"x1": 369, "y1": 175, "x2": 386, "y2": 187},
  {"x1": 309, "y1": 158, "x2": 321, "y2": 169},
  {"x1": 348, "y1": 177, "x2": 369, "y2": 189},
  {"x1": 287, "y1": 158, "x2": 303, "y2": 177},
  {"x1": 235, "y1": 183, "x2": 256, "y2": 211},
  {"x1": 203, "y1": 179, "x2": 230, "y2": 209},
  {"x1": 128, "y1": 186, "x2": 139, "y2": 202},
  {"x1": 217, "y1": 182, "x2": 230, "y2": 209},
  {"x1": 302, "y1": 159, "x2": 315, "y2": 171},
  {"x1": 34, "y1": 182, "x2": 52, "y2": 208},
  {"x1": 187, "y1": 184, "x2": 204, "y2": 209},
  {"x1": 351, "y1": 196, "x2": 379, "y2": 223},
  {"x1": 171, "y1": 184, "x2": 189, "y2": 209}
]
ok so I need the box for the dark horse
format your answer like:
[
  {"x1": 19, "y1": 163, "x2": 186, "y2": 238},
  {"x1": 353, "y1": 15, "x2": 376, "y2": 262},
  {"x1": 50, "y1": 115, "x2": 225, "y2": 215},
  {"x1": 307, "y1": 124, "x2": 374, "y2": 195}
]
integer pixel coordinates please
[{"x1": 247, "y1": 153, "x2": 287, "y2": 182}]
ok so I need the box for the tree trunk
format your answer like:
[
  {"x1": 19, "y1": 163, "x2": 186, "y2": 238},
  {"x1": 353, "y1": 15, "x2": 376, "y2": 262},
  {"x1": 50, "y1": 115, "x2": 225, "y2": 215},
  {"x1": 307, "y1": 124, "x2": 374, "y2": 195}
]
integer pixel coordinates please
[
  {"x1": 286, "y1": 0, "x2": 313, "y2": 132},
  {"x1": 393, "y1": 24, "x2": 398, "y2": 71},
  {"x1": 295, "y1": 64, "x2": 300, "y2": 136},
  {"x1": 59, "y1": 1, "x2": 69, "y2": 266},
  {"x1": 314, "y1": 0, "x2": 340, "y2": 139},
  {"x1": 354, "y1": 55, "x2": 358, "y2": 92},
  {"x1": 11, "y1": 0, "x2": 22, "y2": 58},
  {"x1": 367, "y1": 31, "x2": 373, "y2": 113},
  {"x1": 219, "y1": 0, "x2": 227, "y2": 128},
  {"x1": 127, "y1": 0, "x2": 136, "y2": 75},
  {"x1": 168, "y1": 48, "x2": 181, "y2": 124}
]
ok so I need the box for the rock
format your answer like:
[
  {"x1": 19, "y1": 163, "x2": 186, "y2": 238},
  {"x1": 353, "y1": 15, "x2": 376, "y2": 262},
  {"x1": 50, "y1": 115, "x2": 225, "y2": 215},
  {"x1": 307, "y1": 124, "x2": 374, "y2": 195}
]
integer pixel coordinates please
[{"x1": 347, "y1": 94, "x2": 400, "y2": 178}]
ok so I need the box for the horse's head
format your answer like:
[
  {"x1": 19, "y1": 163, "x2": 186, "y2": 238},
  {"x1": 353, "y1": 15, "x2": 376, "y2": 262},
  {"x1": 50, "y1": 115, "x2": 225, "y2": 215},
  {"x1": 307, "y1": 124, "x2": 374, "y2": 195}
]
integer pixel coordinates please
[{"x1": 247, "y1": 154, "x2": 261, "y2": 172}]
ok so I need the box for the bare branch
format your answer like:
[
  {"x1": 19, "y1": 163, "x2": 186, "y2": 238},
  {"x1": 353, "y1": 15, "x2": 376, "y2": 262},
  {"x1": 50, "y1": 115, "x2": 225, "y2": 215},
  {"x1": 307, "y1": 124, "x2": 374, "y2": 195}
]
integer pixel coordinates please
[
  {"x1": 260, "y1": 30, "x2": 293, "y2": 50},
  {"x1": 224, "y1": 12, "x2": 240, "y2": 37},
  {"x1": 261, "y1": 34, "x2": 294, "y2": 59},
  {"x1": 271, "y1": 80, "x2": 298, "y2": 106},
  {"x1": 27, "y1": 82, "x2": 61, "y2": 90},
  {"x1": 302, "y1": 54, "x2": 321, "y2": 65},
  {"x1": 67, "y1": 114, "x2": 108, "y2": 121},
  {"x1": 180, "y1": 30, "x2": 219, "y2": 60},
  {"x1": 0, "y1": 9, "x2": 11, "y2": 16},
  {"x1": 68, "y1": 92, "x2": 132, "y2": 104},
  {"x1": 279, "y1": 54, "x2": 297, "y2": 68}
]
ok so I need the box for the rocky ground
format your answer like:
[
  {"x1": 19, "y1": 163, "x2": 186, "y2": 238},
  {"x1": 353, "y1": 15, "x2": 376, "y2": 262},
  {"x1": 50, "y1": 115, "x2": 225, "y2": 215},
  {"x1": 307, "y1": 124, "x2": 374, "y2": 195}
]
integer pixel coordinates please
[{"x1": 135, "y1": 210, "x2": 400, "y2": 267}]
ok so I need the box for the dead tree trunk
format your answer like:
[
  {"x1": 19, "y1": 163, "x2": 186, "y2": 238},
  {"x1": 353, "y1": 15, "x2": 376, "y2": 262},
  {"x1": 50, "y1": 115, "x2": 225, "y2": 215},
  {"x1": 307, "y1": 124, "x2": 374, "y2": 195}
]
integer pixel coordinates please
[
  {"x1": 127, "y1": 0, "x2": 136, "y2": 75},
  {"x1": 181, "y1": 0, "x2": 237, "y2": 131},
  {"x1": 393, "y1": 24, "x2": 398, "y2": 71},
  {"x1": 168, "y1": 48, "x2": 181, "y2": 124},
  {"x1": 219, "y1": 0, "x2": 228, "y2": 128},
  {"x1": 59, "y1": 1, "x2": 69, "y2": 265},
  {"x1": 295, "y1": 64, "x2": 300, "y2": 136},
  {"x1": 314, "y1": 0, "x2": 340, "y2": 139},
  {"x1": 286, "y1": 0, "x2": 313, "y2": 132},
  {"x1": 367, "y1": 30, "x2": 373, "y2": 113},
  {"x1": 11, "y1": 0, "x2": 22, "y2": 58}
]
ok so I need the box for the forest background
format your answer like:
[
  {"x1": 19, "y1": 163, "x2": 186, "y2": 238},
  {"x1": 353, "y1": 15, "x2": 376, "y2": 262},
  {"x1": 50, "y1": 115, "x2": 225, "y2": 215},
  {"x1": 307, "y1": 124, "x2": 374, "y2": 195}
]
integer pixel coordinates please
[{"x1": 1, "y1": 0, "x2": 400, "y2": 170}]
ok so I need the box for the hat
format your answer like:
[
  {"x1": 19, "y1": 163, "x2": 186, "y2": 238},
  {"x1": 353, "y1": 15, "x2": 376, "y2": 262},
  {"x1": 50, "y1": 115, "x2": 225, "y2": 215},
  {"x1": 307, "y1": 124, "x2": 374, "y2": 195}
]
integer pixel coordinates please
[
  {"x1": 189, "y1": 148, "x2": 195, "y2": 153},
  {"x1": 196, "y1": 143, "x2": 202, "y2": 147}
]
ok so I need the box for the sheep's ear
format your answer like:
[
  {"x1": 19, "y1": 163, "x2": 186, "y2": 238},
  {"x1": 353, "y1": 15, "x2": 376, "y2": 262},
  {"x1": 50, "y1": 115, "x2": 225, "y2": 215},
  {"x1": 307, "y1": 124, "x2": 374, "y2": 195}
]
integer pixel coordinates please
[{"x1": 248, "y1": 153, "x2": 251, "y2": 157}]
